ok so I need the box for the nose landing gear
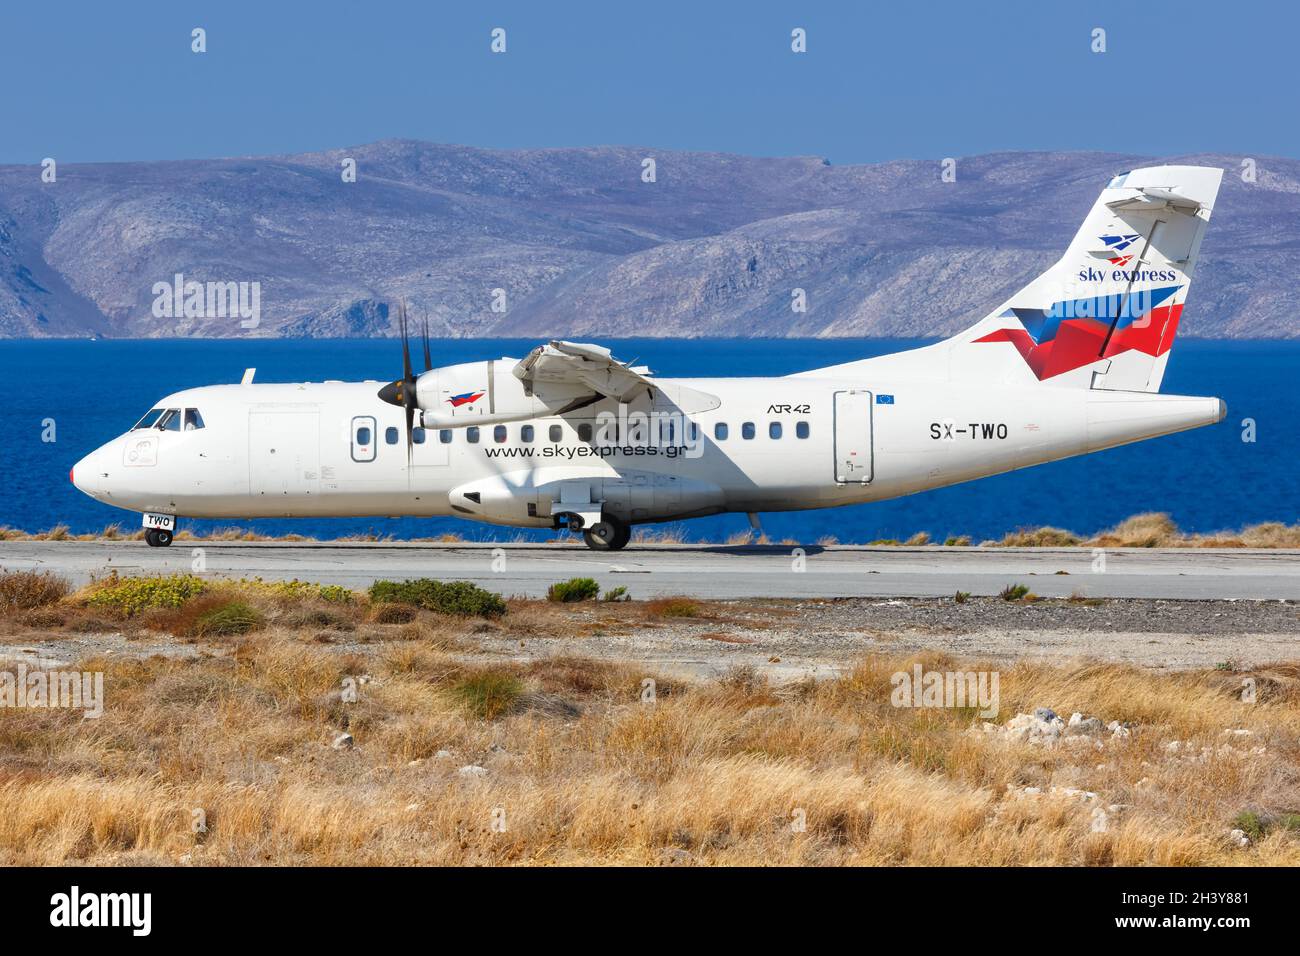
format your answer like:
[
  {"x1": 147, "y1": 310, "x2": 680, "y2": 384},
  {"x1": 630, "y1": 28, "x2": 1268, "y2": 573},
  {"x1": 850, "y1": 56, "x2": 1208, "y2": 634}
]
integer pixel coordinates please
[
  {"x1": 582, "y1": 516, "x2": 631, "y2": 551},
  {"x1": 144, "y1": 528, "x2": 174, "y2": 548}
]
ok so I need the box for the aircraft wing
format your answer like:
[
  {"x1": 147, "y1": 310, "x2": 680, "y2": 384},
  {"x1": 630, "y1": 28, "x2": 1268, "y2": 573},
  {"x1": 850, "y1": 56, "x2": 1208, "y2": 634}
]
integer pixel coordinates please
[{"x1": 513, "y1": 340, "x2": 655, "y2": 403}]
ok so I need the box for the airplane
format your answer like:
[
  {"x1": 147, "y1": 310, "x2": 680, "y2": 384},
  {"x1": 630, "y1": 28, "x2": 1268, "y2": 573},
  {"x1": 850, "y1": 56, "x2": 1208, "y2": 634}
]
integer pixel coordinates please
[{"x1": 71, "y1": 164, "x2": 1226, "y2": 551}]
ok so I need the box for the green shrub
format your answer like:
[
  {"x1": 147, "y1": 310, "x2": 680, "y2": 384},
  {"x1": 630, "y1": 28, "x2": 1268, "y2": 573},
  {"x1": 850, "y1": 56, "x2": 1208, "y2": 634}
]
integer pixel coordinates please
[
  {"x1": 86, "y1": 573, "x2": 207, "y2": 616},
  {"x1": 547, "y1": 577, "x2": 601, "y2": 603},
  {"x1": 0, "y1": 570, "x2": 71, "y2": 611},
  {"x1": 368, "y1": 578, "x2": 506, "y2": 618},
  {"x1": 999, "y1": 583, "x2": 1030, "y2": 602},
  {"x1": 450, "y1": 671, "x2": 524, "y2": 719},
  {"x1": 954, "y1": 590, "x2": 971, "y2": 604},
  {"x1": 601, "y1": 586, "x2": 630, "y2": 602},
  {"x1": 238, "y1": 577, "x2": 354, "y2": 604},
  {"x1": 1232, "y1": 810, "x2": 1300, "y2": 840},
  {"x1": 192, "y1": 599, "x2": 263, "y2": 637}
]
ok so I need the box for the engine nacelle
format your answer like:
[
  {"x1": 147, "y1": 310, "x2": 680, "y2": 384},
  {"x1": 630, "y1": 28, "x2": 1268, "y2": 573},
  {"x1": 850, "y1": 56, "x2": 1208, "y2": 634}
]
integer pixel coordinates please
[{"x1": 416, "y1": 359, "x2": 590, "y2": 428}]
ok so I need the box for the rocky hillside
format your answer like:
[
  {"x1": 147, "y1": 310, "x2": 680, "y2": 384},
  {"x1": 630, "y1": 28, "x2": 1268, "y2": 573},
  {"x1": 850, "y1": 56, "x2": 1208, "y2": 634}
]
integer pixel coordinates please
[{"x1": 0, "y1": 141, "x2": 1295, "y2": 338}]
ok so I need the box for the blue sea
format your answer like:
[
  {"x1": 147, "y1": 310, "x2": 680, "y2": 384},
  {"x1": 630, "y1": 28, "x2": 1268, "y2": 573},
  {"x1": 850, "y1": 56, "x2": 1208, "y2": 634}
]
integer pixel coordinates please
[{"x1": 1, "y1": 338, "x2": 1293, "y2": 543}]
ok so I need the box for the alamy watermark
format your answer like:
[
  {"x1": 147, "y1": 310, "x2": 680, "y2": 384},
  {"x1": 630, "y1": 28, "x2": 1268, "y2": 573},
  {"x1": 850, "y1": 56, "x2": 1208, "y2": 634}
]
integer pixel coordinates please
[
  {"x1": 1, "y1": 664, "x2": 104, "y2": 719},
  {"x1": 151, "y1": 272, "x2": 261, "y2": 328},
  {"x1": 890, "y1": 664, "x2": 999, "y2": 718}
]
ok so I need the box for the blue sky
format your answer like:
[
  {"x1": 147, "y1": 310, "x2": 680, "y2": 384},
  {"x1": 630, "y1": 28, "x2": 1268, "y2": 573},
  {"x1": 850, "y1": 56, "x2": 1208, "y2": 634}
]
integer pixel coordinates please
[{"x1": 2, "y1": 0, "x2": 1290, "y2": 164}]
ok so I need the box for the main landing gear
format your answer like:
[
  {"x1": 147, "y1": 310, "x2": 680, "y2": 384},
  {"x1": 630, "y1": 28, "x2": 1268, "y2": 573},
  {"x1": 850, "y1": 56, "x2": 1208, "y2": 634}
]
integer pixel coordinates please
[
  {"x1": 144, "y1": 528, "x2": 173, "y2": 547},
  {"x1": 582, "y1": 516, "x2": 631, "y2": 551}
]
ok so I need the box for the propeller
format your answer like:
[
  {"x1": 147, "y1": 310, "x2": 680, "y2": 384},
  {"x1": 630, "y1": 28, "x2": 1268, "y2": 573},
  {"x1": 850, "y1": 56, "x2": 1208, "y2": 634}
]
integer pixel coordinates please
[
  {"x1": 376, "y1": 300, "x2": 420, "y2": 463},
  {"x1": 421, "y1": 310, "x2": 432, "y2": 371}
]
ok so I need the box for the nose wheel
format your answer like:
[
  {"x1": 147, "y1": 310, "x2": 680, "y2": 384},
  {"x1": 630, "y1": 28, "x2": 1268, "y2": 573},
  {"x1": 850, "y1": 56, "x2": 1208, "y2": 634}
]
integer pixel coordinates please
[
  {"x1": 582, "y1": 517, "x2": 631, "y2": 551},
  {"x1": 145, "y1": 528, "x2": 174, "y2": 548}
]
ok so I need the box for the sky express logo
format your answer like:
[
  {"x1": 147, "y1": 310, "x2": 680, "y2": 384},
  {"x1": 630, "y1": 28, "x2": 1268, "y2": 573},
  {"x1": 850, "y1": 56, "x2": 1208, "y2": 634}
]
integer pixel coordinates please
[
  {"x1": 1100, "y1": 232, "x2": 1140, "y2": 266},
  {"x1": 446, "y1": 390, "x2": 485, "y2": 407},
  {"x1": 1081, "y1": 235, "x2": 1178, "y2": 284}
]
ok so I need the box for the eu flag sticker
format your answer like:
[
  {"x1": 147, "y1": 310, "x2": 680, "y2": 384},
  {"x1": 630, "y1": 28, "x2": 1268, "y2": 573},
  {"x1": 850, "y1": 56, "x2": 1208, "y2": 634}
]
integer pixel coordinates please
[{"x1": 876, "y1": 394, "x2": 894, "y2": 405}]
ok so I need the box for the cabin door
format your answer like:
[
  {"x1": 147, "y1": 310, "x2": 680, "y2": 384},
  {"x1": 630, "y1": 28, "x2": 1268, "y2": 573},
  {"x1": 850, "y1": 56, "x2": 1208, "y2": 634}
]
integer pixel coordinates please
[{"x1": 832, "y1": 390, "x2": 873, "y2": 484}]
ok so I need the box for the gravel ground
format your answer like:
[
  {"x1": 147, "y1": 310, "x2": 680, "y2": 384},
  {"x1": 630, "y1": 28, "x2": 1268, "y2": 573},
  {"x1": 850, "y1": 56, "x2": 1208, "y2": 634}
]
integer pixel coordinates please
[{"x1": 477, "y1": 596, "x2": 1300, "y2": 679}]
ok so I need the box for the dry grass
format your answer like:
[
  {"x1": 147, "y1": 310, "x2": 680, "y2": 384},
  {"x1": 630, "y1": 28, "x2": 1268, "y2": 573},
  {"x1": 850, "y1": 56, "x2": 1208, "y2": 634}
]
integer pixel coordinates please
[
  {"x1": 0, "y1": 570, "x2": 72, "y2": 611},
  {"x1": 0, "y1": 582, "x2": 1297, "y2": 866}
]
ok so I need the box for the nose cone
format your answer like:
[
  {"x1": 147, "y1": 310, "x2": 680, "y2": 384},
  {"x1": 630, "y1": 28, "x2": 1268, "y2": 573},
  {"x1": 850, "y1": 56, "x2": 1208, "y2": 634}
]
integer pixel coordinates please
[{"x1": 71, "y1": 449, "x2": 110, "y2": 500}]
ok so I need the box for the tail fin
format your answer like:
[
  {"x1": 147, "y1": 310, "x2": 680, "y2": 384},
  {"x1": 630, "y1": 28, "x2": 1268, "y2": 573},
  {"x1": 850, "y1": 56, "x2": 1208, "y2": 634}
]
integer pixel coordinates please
[{"x1": 805, "y1": 165, "x2": 1223, "y2": 392}]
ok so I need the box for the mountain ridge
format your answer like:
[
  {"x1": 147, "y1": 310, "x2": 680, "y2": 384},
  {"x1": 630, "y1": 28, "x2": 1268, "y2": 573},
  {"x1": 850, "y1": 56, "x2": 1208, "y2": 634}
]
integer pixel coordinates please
[{"x1": 1, "y1": 142, "x2": 1294, "y2": 339}]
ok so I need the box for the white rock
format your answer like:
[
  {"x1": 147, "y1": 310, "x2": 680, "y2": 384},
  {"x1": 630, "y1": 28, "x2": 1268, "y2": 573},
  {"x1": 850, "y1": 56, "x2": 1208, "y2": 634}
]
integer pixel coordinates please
[
  {"x1": 1066, "y1": 714, "x2": 1104, "y2": 736},
  {"x1": 458, "y1": 764, "x2": 489, "y2": 778},
  {"x1": 1107, "y1": 721, "x2": 1131, "y2": 739},
  {"x1": 1090, "y1": 807, "x2": 1109, "y2": 833},
  {"x1": 1228, "y1": 828, "x2": 1251, "y2": 847},
  {"x1": 331, "y1": 732, "x2": 354, "y2": 750},
  {"x1": 1004, "y1": 712, "x2": 1066, "y2": 745},
  {"x1": 435, "y1": 750, "x2": 454, "y2": 760}
]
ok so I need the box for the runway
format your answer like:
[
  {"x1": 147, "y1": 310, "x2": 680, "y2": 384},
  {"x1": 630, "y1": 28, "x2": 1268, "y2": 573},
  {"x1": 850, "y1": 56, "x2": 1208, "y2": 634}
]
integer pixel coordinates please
[{"x1": 2, "y1": 540, "x2": 1297, "y2": 600}]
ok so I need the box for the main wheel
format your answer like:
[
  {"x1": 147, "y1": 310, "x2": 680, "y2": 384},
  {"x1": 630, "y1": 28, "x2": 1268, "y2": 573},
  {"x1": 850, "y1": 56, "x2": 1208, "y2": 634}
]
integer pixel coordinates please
[
  {"x1": 145, "y1": 528, "x2": 173, "y2": 548},
  {"x1": 583, "y1": 517, "x2": 630, "y2": 551}
]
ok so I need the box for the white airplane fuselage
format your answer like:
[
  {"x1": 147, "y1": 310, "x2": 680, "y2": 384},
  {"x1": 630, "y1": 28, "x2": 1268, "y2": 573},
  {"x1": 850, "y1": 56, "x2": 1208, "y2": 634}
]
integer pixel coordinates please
[{"x1": 71, "y1": 373, "x2": 1224, "y2": 528}]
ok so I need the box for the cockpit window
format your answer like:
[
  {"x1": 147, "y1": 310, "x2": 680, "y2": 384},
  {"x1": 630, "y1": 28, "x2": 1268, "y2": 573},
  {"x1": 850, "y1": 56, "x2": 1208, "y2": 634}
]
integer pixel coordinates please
[
  {"x1": 157, "y1": 409, "x2": 182, "y2": 431},
  {"x1": 184, "y1": 409, "x2": 205, "y2": 430},
  {"x1": 132, "y1": 408, "x2": 165, "y2": 430}
]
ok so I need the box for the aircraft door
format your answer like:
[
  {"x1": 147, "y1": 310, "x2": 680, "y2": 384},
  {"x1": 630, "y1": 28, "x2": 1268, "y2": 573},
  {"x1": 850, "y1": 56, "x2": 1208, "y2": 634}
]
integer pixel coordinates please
[
  {"x1": 350, "y1": 416, "x2": 376, "y2": 462},
  {"x1": 833, "y1": 389, "x2": 873, "y2": 484}
]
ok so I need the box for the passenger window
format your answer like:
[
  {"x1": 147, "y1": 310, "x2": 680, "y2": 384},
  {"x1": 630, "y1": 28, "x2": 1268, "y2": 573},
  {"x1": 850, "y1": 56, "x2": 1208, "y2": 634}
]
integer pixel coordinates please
[
  {"x1": 549, "y1": 424, "x2": 562, "y2": 442},
  {"x1": 494, "y1": 425, "x2": 507, "y2": 443},
  {"x1": 356, "y1": 426, "x2": 372, "y2": 446},
  {"x1": 466, "y1": 427, "x2": 480, "y2": 444},
  {"x1": 688, "y1": 422, "x2": 699, "y2": 442},
  {"x1": 742, "y1": 422, "x2": 755, "y2": 440},
  {"x1": 412, "y1": 427, "x2": 426, "y2": 444},
  {"x1": 439, "y1": 429, "x2": 453, "y2": 444},
  {"x1": 661, "y1": 420, "x2": 675, "y2": 443},
  {"x1": 184, "y1": 409, "x2": 205, "y2": 431},
  {"x1": 578, "y1": 423, "x2": 592, "y2": 442},
  {"x1": 796, "y1": 421, "x2": 810, "y2": 439},
  {"x1": 769, "y1": 422, "x2": 782, "y2": 439},
  {"x1": 158, "y1": 409, "x2": 182, "y2": 431},
  {"x1": 714, "y1": 422, "x2": 728, "y2": 441},
  {"x1": 521, "y1": 425, "x2": 534, "y2": 443},
  {"x1": 132, "y1": 409, "x2": 164, "y2": 430},
  {"x1": 385, "y1": 427, "x2": 399, "y2": 445}
]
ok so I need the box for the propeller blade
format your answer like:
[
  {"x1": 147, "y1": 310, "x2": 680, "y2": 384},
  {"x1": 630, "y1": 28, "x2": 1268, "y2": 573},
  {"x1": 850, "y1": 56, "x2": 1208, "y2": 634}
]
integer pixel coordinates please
[
  {"x1": 421, "y1": 311, "x2": 432, "y2": 371},
  {"x1": 400, "y1": 300, "x2": 412, "y2": 385},
  {"x1": 405, "y1": 399, "x2": 415, "y2": 465}
]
